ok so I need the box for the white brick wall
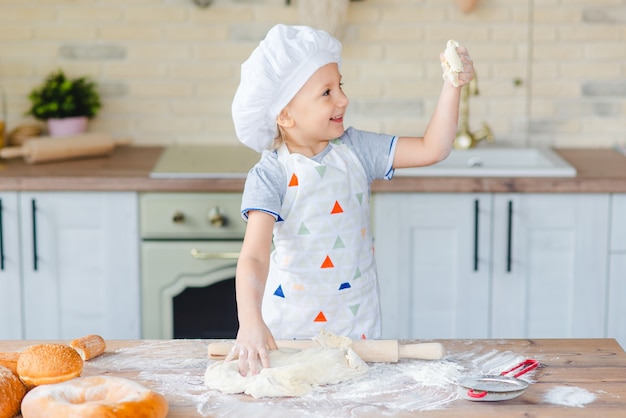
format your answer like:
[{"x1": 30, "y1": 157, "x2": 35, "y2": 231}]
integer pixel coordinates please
[{"x1": 0, "y1": 0, "x2": 624, "y2": 147}]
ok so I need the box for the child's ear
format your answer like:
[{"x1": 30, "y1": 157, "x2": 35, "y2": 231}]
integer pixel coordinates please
[{"x1": 276, "y1": 110, "x2": 294, "y2": 128}]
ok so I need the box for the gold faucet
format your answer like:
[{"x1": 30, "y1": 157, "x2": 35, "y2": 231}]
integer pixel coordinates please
[{"x1": 453, "y1": 75, "x2": 494, "y2": 150}]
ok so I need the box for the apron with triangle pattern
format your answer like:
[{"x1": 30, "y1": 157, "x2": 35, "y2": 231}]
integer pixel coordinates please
[{"x1": 262, "y1": 139, "x2": 382, "y2": 340}]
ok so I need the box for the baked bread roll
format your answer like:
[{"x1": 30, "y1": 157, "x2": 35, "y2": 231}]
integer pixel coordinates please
[
  {"x1": 70, "y1": 334, "x2": 106, "y2": 361},
  {"x1": 0, "y1": 365, "x2": 26, "y2": 418},
  {"x1": 0, "y1": 352, "x2": 20, "y2": 375},
  {"x1": 17, "y1": 344, "x2": 83, "y2": 389},
  {"x1": 20, "y1": 375, "x2": 169, "y2": 418}
]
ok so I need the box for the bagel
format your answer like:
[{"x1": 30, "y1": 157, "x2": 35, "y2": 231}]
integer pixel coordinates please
[
  {"x1": 20, "y1": 375, "x2": 169, "y2": 418},
  {"x1": 70, "y1": 334, "x2": 106, "y2": 361},
  {"x1": 0, "y1": 365, "x2": 26, "y2": 418},
  {"x1": 17, "y1": 344, "x2": 83, "y2": 389}
]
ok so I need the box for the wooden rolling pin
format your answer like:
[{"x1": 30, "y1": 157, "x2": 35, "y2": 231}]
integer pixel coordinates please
[
  {"x1": 208, "y1": 340, "x2": 445, "y2": 363},
  {"x1": 0, "y1": 133, "x2": 131, "y2": 164}
]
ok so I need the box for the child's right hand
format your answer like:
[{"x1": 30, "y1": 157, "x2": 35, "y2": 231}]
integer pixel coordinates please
[{"x1": 226, "y1": 321, "x2": 277, "y2": 376}]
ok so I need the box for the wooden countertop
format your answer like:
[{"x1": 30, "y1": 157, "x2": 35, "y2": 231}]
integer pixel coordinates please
[
  {"x1": 2, "y1": 338, "x2": 625, "y2": 417},
  {"x1": 1, "y1": 146, "x2": 625, "y2": 193}
]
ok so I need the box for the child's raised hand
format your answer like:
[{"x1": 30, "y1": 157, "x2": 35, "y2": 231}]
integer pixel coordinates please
[{"x1": 440, "y1": 40, "x2": 475, "y2": 88}]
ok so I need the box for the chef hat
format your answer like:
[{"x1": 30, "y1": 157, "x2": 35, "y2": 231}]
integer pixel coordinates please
[{"x1": 232, "y1": 24, "x2": 342, "y2": 153}]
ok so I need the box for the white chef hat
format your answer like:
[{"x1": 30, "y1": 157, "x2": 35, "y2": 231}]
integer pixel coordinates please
[{"x1": 232, "y1": 24, "x2": 342, "y2": 153}]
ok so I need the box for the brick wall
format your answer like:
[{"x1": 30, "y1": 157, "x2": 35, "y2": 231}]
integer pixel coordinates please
[{"x1": 0, "y1": 0, "x2": 624, "y2": 147}]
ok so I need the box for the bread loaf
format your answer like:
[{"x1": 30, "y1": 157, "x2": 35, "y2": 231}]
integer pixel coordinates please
[{"x1": 70, "y1": 334, "x2": 106, "y2": 361}]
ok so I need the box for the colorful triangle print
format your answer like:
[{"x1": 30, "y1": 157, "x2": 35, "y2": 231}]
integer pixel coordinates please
[
  {"x1": 314, "y1": 311, "x2": 327, "y2": 322},
  {"x1": 349, "y1": 304, "x2": 360, "y2": 316},
  {"x1": 338, "y1": 282, "x2": 351, "y2": 290},
  {"x1": 316, "y1": 166, "x2": 327, "y2": 178},
  {"x1": 298, "y1": 223, "x2": 310, "y2": 235},
  {"x1": 356, "y1": 192, "x2": 364, "y2": 204},
  {"x1": 288, "y1": 173, "x2": 298, "y2": 187},
  {"x1": 333, "y1": 236, "x2": 345, "y2": 249},
  {"x1": 331, "y1": 201, "x2": 343, "y2": 214},
  {"x1": 321, "y1": 255, "x2": 334, "y2": 269},
  {"x1": 273, "y1": 285, "x2": 285, "y2": 298},
  {"x1": 353, "y1": 268, "x2": 361, "y2": 280}
]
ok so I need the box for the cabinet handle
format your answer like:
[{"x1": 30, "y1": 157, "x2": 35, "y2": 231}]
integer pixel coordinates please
[
  {"x1": 190, "y1": 249, "x2": 239, "y2": 259},
  {"x1": 473, "y1": 199, "x2": 479, "y2": 271},
  {"x1": 0, "y1": 199, "x2": 4, "y2": 271},
  {"x1": 32, "y1": 199, "x2": 39, "y2": 271},
  {"x1": 507, "y1": 200, "x2": 513, "y2": 272}
]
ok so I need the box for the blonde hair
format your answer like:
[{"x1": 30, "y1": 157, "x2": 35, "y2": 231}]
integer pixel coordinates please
[{"x1": 272, "y1": 124, "x2": 286, "y2": 150}]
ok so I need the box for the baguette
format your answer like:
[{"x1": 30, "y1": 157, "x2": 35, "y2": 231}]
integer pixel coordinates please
[{"x1": 70, "y1": 334, "x2": 106, "y2": 361}]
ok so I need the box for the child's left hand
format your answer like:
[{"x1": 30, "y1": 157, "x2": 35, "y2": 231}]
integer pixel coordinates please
[
  {"x1": 455, "y1": 46, "x2": 475, "y2": 87},
  {"x1": 440, "y1": 44, "x2": 475, "y2": 88}
]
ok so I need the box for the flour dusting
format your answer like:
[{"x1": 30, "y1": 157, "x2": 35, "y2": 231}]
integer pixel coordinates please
[
  {"x1": 82, "y1": 340, "x2": 541, "y2": 417},
  {"x1": 544, "y1": 386, "x2": 596, "y2": 408},
  {"x1": 403, "y1": 360, "x2": 464, "y2": 388}
]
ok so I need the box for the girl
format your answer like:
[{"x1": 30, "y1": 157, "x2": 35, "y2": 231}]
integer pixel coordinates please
[{"x1": 229, "y1": 24, "x2": 474, "y2": 375}]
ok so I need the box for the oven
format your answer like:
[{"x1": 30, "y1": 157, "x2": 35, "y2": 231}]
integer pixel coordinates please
[{"x1": 140, "y1": 192, "x2": 244, "y2": 339}]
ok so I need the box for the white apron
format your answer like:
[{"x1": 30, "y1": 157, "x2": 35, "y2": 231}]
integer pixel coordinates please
[{"x1": 262, "y1": 139, "x2": 382, "y2": 340}]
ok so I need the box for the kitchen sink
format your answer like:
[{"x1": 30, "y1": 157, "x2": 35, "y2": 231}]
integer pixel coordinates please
[{"x1": 393, "y1": 147, "x2": 577, "y2": 177}]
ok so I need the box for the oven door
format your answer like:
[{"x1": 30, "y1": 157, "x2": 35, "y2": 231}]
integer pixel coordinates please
[{"x1": 141, "y1": 240, "x2": 242, "y2": 339}]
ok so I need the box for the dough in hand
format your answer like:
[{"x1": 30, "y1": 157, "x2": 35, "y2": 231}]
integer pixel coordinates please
[
  {"x1": 204, "y1": 338, "x2": 368, "y2": 398},
  {"x1": 442, "y1": 39, "x2": 463, "y2": 87}
]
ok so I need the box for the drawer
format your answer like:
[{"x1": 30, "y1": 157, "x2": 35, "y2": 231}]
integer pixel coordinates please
[
  {"x1": 140, "y1": 193, "x2": 246, "y2": 239},
  {"x1": 611, "y1": 194, "x2": 626, "y2": 251}
]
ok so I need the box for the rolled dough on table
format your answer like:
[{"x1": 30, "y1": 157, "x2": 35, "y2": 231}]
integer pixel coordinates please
[{"x1": 204, "y1": 338, "x2": 368, "y2": 398}]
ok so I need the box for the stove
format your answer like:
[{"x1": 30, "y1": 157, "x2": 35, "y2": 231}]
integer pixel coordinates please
[{"x1": 150, "y1": 144, "x2": 260, "y2": 178}]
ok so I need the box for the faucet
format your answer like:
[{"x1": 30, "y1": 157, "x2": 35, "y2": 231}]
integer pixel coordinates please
[{"x1": 453, "y1": 75, "x2": 494, "y2": 150}]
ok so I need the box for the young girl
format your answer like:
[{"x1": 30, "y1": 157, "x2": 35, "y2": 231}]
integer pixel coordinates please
[{"x1": 229, "y1": 24, "x2": 474, "y2": 375}]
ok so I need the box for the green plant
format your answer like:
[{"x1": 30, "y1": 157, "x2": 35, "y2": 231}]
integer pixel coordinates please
[{"x1": 26, "y1": 70, "x2": 101, "y2": 120}]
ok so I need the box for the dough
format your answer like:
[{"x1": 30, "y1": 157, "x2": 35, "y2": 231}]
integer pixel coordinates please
[
  {"x1": 442, "y1": 39, "x2": 463, "y2": 87},
  {"x1": 204, "y1": 333, "x2": 368, "y2": 398}
]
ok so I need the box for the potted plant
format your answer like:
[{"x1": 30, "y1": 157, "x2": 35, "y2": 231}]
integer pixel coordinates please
[{"x1": 26, "y1": 70, "x2": 101, "y2": 137}]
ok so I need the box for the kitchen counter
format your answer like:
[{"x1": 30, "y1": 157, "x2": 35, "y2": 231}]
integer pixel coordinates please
[
  {"x1": 2, "y1": 338, "x2": 625, "y2": 417},
  {"x1": 1, "y1": 146, "x2": 626, "y2": 193}
]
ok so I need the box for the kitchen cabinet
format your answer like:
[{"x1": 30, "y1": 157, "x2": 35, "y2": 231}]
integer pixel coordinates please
[
  {"x1": 608, "y1": 194, "x2": 626, "y2": 349},
  {"x1": 374, "y1": 193, "x2": 610, "y2": 340},
  {"x1": 373, "y1": 193, "x2": 492, "y2": 339},
  {"x1": 0, "y1": 191, "x2": 140, "y2": 340},
  {"x1": 0, "y1": 192, "x2": 23, "y2": 338}
]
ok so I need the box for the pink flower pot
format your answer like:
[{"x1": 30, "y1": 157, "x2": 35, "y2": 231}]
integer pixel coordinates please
[{"x1": 47, "y1": 116, "x2": 88, "y2": 137}]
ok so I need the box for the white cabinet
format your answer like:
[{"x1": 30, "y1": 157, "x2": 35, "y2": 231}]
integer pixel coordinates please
[
  {"x1": 0, "y1": 191, "x2": 140, "y2": 340},
  {"x1": 490, "y1": 194, "x2": 609, "y2": 339},
  {"x1": 0, "y1": 192, "x2": 23, "y2": 338},
  {"x1": 374, "y1": 193, "x2": 610, "y2": 340},
  {"x1": 608, "y1": 194, "x2": 626, "y2": 350},
  {"x1": 374, "y1": 193, "x2": 492, "y2": 339}
]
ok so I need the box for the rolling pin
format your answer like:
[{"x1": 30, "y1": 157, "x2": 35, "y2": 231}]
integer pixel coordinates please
[
  {"x1": 0, "y1": 133, "x2": 131, "y2": 164},
  {"x1": 207, "y1": 340, "x2": 445, "y2": 362}
]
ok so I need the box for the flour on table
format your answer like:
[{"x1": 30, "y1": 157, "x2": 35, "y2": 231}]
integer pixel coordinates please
[
  {"x1": 544, "y1": 386, "x2": 596, "y2": 407},
  {"x1": 204, "y1": 332, "x2": 368, "y2": 398}
]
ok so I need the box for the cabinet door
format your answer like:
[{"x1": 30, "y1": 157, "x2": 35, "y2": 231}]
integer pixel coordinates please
[
  {"x1": 20, "y1": 192, "x2": 140, "y2": 339},
  {"x1": 491, "y1": 194, "x2": 609, "y2": 339},
  {"x1": 0, "y1": 192, "x2": 23, "y2": 339},
  {"x1": 374, "y1": 193, "x2": 492, "y2": 339},
  {"x1": 608, "y1": 194, "x2": 626, "y2": 350}
]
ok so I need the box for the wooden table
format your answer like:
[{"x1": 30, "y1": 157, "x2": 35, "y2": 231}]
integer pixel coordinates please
[{"x1": 3, "y1": 338, "x2": 625, "y2": 417}]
